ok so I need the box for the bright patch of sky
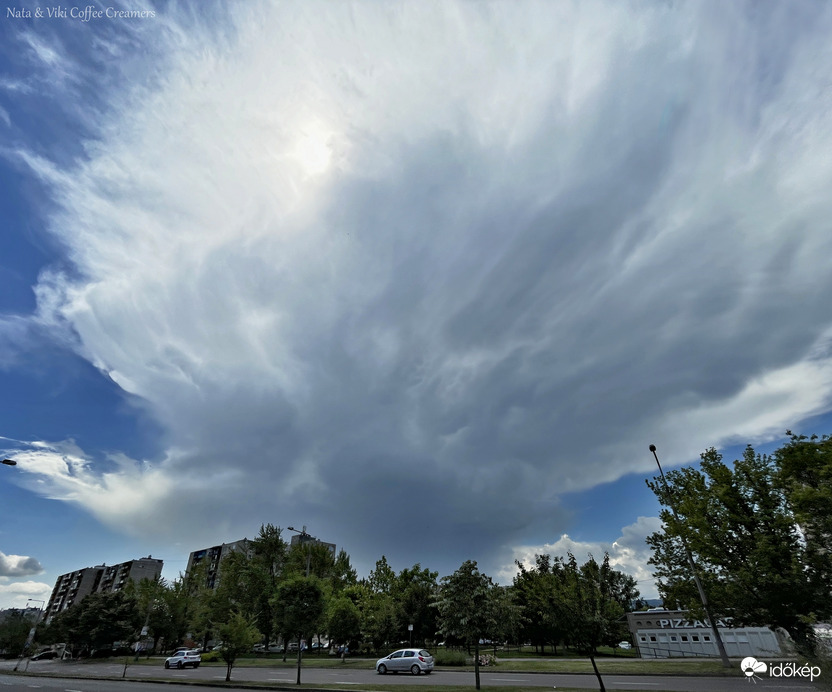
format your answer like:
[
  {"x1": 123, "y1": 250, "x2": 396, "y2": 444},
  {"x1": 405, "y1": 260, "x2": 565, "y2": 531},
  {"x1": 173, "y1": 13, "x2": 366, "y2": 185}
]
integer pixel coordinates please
[{"x1": 2, "y1": 0, "x2": 832, "y2": 608}]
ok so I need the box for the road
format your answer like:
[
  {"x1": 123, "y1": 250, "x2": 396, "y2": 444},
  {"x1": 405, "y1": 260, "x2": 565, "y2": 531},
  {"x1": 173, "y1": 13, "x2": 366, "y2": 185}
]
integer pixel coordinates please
[{"x1": 0, "y1": 659, "x2": 823, "y2": 691}]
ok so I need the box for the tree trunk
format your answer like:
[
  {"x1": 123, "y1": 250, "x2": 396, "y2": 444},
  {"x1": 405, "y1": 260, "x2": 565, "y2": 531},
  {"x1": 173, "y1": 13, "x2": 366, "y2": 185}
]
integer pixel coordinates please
[
  {"x1": 225, "y1": 662, "x2": 232, "y2": 682},
  {"x1": 296, "y1": 643, "x2": 302, "y2": 684},
  {"x1": 589, "y1": 653, "x2": 605, "y2": 692},
  {"x1": 474, "y1": 640, "x2": 481, "y2": 690}
]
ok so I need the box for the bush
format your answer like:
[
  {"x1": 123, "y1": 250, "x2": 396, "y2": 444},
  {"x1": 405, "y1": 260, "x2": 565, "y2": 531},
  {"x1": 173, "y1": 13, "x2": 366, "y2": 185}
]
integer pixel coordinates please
[
  {"x1": 433, "y1": 649, "x2": 467, "y2": 666},
  {"x1": 200, "y1": 651, "x2": 220, "y2": 663}
]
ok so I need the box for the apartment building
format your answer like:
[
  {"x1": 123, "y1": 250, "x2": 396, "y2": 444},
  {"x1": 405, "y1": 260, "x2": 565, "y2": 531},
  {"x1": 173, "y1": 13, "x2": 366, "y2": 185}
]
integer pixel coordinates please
[
  {"x1": 187, "y1": 532, "x2": 336, "y2": 588},
  {"x1": 44, "y1": 556, "x2": 163, "y2": 623},
  {"x1": 186, "y1": 539, "x2": 253, "y2": 589}
]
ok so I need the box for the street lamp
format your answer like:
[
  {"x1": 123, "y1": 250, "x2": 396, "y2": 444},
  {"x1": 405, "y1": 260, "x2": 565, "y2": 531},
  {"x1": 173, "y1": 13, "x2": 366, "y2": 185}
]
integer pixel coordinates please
[
  {"x1": 14, "y1": 599, "x2": 45, "y2": 672},
  {"x1": 649, "y1": 444, "x2": 731, "y2": 668},
  {"x1": 2, "y1": 459, "x2": 17, "y2": 466}
]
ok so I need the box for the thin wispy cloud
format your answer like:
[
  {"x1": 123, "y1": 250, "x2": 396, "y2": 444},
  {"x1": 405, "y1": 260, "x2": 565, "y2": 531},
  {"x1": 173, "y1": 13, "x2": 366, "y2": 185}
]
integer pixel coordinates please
[{"x1": 2, "y1": 1, "x2": 832, "y2": 580}]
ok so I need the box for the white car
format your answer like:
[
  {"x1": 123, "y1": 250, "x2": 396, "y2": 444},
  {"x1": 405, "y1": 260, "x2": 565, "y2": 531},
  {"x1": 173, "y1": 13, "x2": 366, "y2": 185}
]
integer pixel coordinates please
[
  {"x1": 618, "y1": 641, "x2": 632, "y2": 649},
  {"x1": 164, "y1": 650, "x2": 201, "y2": 669},
  {"x1": 376, "y1": 648, "x2": 434, "y2": 675}
]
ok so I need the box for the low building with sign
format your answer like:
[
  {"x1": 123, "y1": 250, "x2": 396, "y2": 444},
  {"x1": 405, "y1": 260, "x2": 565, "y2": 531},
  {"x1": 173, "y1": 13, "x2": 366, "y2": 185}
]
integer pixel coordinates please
[{"x1": 626, "y1": 609, "x2": 782, "y2": 659}]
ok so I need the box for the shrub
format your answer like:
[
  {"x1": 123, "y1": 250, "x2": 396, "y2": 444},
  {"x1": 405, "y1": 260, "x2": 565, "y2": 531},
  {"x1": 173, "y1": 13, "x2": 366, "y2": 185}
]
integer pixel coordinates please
[
  {"x1": 433, "y1": 649, "x2": 467, "y2": 666},
  {"x1": 201, "y1": 651, "x2": 220, "y2": 663}
]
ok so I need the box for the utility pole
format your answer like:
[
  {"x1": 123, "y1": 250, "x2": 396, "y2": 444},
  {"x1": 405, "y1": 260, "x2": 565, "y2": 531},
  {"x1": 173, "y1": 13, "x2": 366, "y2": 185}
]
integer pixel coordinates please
[{"x1": 649, "y1": 444, "x2": 732, "y2": 668}]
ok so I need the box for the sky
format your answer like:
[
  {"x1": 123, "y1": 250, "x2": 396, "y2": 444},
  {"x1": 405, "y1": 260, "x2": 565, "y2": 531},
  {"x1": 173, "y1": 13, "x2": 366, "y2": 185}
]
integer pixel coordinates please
[{"x1": 2, "y1": 0, "x2": 832, "y2": 611}]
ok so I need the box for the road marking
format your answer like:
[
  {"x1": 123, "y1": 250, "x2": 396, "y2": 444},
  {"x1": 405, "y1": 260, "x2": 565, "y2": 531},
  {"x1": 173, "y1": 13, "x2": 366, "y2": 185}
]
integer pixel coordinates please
[
  {"x1": 613, "y1": 684, "x2": 659, "y2": 686},
  {"x1": 267, "y1": 679, "x2": 295, "y2": 682},
  {"x1": 65, "y1": 689, "x2": 84, "y2": 692},
  {"x1": 492, "y1": 678, "x2": 528, "y2": 682}
]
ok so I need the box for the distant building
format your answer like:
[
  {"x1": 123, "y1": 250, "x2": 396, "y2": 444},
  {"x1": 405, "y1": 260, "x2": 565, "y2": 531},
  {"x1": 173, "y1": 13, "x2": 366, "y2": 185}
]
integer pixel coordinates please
[
  {"x1": 44, "y1": 556, "x2": 163, "y2": 623},
  {"x1": 0, "y1": 606, "x2": 41, "y2": 625},
  {"x1": 289, "y1": 533, "x2": 336, "y2": 557},
  {"x1": 96, "y1": 556, "x2": 164, "y2": 594},
  {"x1": 187, "y1": 531, "x2": 337, "y2": 588},
  {"x1": 626, "y1": 609, "x2": 781, "y2": 659},
  {"x1": 186, "y1": 539, "x2": 252, "y2": 589}
]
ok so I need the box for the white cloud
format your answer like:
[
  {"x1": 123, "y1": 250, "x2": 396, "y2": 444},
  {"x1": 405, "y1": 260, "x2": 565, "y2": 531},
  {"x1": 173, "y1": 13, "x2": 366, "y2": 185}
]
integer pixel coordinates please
[
  {"x1": 4, "y1": 1, "x2": 832, "y2": 574},
  {"x1": 0, "y1": 580, "x2": 53, "y2": 609},
  {"x1": 0, "y1": 552, "x2": 44, "y2": 578},
  {"x1": 498, "y1": 517, "x2": 663, "y2": 599},
  {"x1": 0, "y1": 439, "x2": 174, "y2": 533}
]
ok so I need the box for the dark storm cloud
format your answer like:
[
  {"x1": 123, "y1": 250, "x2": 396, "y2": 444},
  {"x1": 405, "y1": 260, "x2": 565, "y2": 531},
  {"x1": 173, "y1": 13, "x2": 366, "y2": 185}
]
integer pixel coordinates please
[{"x1": 4, "y1": 1, "x2": 832, "y2": 579}]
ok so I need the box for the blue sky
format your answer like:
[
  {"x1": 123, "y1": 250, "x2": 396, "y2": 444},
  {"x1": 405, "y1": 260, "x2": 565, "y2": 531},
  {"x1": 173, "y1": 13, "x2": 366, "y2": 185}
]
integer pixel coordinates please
[{"x1": 3, "y1": 0, "x2": 832, "y2": 610}]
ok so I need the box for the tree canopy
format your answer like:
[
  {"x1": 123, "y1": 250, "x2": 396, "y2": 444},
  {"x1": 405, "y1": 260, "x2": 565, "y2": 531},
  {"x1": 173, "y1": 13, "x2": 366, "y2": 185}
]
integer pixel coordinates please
[{"x1": 647, "y1": 436, "x2": 832, "y2": 653}]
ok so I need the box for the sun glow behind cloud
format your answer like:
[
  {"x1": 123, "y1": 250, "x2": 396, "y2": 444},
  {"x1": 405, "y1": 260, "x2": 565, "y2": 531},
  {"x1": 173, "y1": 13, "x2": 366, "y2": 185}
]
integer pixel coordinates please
[{"x1": 3, "y1": 1, "x2": 832, "y2": 580}]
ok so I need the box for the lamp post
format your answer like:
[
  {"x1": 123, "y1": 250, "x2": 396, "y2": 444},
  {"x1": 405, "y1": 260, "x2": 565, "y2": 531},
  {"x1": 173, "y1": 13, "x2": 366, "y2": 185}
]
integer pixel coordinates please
[
  {"x1": 649, "y1": 444, "x2": 731, "y2": 668},
  {"x1": 14, "y1": 599, "x2": 45, "y2": 672}
]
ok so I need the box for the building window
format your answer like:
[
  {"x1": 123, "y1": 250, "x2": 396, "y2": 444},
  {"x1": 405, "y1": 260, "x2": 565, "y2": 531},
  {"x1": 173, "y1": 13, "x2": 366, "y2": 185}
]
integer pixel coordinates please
[
  {"x1": 650, "y1": 636, "x2": 657, "y2": 642},
  {"x1": 670, "y1": 636, "x2": 677, "y2": 642},
  {"x1": 681, "y1": 635, "x2": 689, "y2": 642},
  {"x1": 703, "y1": 635, "x2": 711, "y2": 642},
  {"x1": 692, "y1": 635, "x2": 699, "y2": 642}
]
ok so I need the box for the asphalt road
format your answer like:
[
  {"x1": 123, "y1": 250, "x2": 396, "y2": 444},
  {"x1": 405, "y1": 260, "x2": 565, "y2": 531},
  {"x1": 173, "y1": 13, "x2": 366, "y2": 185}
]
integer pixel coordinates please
[{"x1": 0, "y1": 659, "x2": 823, "y2": 691}]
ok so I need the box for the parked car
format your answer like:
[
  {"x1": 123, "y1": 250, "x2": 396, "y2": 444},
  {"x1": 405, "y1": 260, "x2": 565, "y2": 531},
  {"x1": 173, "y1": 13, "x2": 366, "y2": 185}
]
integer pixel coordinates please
[
  {"x1": 376, "y1": 648, "x2": 434, "y2": 675},
  {"x1": 618, "y1": 641, "x2": 632, "y2": 649},
  {"x1": 30, "y1": 650, "x2": 58, "y2": 661},
  {"x1": 164, "y1": 650, "x2": 201, "y2": 669},
  {"x1": 268, "y1": 643, "x2": 285, "y2": 653}
]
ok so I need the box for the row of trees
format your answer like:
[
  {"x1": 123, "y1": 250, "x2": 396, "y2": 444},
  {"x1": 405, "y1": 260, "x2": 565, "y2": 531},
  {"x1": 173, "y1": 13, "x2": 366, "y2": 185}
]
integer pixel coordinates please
[
  {"x1": 33, "y1": 524, "x2": 638, "y2": 685},
  {"x1": 646, "y1": 432, "x2": 832, "y2": 656}
]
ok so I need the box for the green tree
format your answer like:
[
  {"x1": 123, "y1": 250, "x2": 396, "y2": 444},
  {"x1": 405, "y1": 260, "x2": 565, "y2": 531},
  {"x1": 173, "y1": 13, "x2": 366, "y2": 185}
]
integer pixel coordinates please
[
  {"x1": 249, "y1": 524, "x2": 290, "y2": 647},
  {"x1": 0, "y1": 610, "x2": 35, "y2": 657},
  {"x1": 272, "y1": 576, "x2": 326, "y2": 684},
  {"x1": 513, "y1": 554, "x2": 569, "y2": 653},
  {"x1": 330, "y1": 549, "x2": 359, "y2": 596},
  {"x1": 646, "y1": 441, "x2": 829, "y2": 653},
  {"x1": 367, "y1": 556, "x2": 396, "y2": 594},
  {"x1": 562, "y1": 553, "x2": 626, "y2": 692},
  {"x1": 48, "y1": 591, "x2": 141, "y2": 653},
  {"x1": 775, "y1": 433, "x2": 832, "y2": 603},
  {"x1": 285, "y1": 542, "x2": 336, "y2": 580},
  {"x1": 123, "y1": 576, "x2": 170, "y2": 653},
  {"x1": 433, "y1": 560, "x2": 500, "y2": 690},
  {"x1": 327, "y1": 597, "x2": 361, "y2": 661},
  {"x1": 215, "y1": 612, "x2": 260, "y2": 682},
  {"x1": 392, "y1": 564, "x2": 439, "y2": 646}
]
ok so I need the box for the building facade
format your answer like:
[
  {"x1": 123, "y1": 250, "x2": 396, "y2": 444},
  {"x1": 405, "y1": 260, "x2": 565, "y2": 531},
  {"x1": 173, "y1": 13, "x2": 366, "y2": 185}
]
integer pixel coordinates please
[
  {"x1": 626, "y1": 609, "x2": 782, "y2": 659},
  {"x1": 44, "y1": 556, "x2": 163, "y2": 623},
  {"x1": 187, "y1": 532, "x2": 337, "y2": 588},
  {"x1": 186, "y1": 539, "x2": 252, "y2": 589},
  {"x1": 289, "y1": 533, "x2": 336, "y2": 557}
]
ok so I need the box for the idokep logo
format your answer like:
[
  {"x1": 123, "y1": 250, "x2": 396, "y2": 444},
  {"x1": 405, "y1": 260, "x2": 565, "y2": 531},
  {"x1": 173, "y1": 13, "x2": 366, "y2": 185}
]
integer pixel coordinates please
[{"x1": 741, "y1": 657, "x2": 821, "y2": 683}]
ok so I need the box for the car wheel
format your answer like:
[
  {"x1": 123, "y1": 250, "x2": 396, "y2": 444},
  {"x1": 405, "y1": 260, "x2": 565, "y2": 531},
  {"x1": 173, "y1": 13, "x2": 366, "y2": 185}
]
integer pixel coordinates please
[
  {"x1": 164, "y1": 661, "x2": 170, "y2": 669},
  {"x1": 411, "y1": 664, "x2": 420, "y2": 675},
  {"x1": 378, "y1": 664, "x2": 387, "y2": 675},
  {"x1": 177, "y1": 661, "x2": 183, "y2": 669},
  {"x1": 194, "y1": 663, "x2": 200, "y2": 668}
]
